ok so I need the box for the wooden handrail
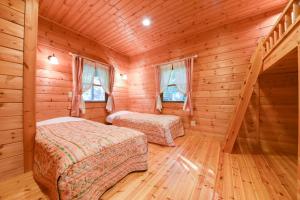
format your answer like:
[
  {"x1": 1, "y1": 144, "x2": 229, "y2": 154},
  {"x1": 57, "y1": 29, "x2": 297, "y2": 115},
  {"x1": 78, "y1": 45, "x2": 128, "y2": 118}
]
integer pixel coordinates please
[{"x1": 263, "y1": 0, "x2": 300, "y2": 55}]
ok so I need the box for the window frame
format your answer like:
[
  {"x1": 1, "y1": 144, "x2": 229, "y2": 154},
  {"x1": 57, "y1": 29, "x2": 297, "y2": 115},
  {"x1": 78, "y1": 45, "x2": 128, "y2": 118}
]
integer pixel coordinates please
[
  {"x1": 82, "y1": 70, "x2": 108, "y2": 103},
  {"x1": 84, "y1": 84, "x2": 108, "y2": 103},
  {"x1": 161, "y1": 83, "x2": 185, "y2": 103}
]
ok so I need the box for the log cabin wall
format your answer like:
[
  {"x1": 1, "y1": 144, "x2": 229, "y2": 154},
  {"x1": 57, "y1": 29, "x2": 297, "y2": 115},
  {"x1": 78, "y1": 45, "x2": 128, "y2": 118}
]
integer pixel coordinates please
[
  {"x1": 0, "y1": 0, "x2": 25, "y2": 181},
  {"x1": 298, "y1": 47, "x2": 300, "y2": 200},
  {"x1": 128, "y1": 10, "x2": 281, "y2": 138},
  {"x1": 259, "y1": 71, "x2": 298, "y2": 154},
  {"x1": 237, "y1": 83, "x2": 260, "y2": 142},
  {"x1": 238, "y1": 72, "x2": 298, "y2": 155},
  {"x1": 36, "y1": 17, "x2": 130, "y2": 123}
]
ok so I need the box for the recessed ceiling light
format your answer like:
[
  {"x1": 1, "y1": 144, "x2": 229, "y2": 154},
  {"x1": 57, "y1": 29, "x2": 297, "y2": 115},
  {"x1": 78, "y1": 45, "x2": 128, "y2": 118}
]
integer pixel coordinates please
[{"x1": 142, "y1": 17, "x2": 151, "y2": 27}]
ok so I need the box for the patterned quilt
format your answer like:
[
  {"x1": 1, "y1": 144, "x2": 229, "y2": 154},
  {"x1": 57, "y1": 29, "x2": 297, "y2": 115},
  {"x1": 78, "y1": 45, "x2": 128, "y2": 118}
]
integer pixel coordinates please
[
  {"x1": 112, "y1": 112, "x2": 184, "y2": 146},
  {"x1": 33, "y1": 120, "x2": 148, "y2": 200}
]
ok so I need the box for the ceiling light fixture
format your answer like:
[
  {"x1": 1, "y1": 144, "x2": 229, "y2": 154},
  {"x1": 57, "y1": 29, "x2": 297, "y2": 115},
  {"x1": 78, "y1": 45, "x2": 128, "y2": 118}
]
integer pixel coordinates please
[{"x1": 142, "y1": 17, "x2": 151, "y2": 27}]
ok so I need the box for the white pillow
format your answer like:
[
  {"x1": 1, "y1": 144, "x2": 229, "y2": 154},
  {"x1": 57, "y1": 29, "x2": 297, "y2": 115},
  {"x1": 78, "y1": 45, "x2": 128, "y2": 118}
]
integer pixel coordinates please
[
  {"x1": 37, "y1": 117, "x2": 84, "y2": 126},
  {"x1": 106, "y1": 111, "x2": 133, "y2": 123}
]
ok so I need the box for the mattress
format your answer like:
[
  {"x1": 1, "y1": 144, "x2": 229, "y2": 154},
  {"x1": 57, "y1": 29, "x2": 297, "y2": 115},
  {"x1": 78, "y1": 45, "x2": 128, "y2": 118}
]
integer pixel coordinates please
[
  {"x1": 108, "y1": 111, "x2": 184, "y2": 146},
  {"x1": 33, "y1": 117, "x2": 148, "y2": 200}
]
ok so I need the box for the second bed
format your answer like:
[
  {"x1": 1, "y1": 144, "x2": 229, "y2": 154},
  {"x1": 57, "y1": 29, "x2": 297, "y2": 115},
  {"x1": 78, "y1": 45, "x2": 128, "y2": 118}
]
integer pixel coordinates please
[{"x1": 107, "y1": 111, "x2": 184, "y2": 146}]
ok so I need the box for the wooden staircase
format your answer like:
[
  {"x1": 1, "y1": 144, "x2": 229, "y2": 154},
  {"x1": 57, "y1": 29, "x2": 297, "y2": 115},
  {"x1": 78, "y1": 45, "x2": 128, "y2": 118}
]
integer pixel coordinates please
[
  {"x1": 223, "y1": 0, "x2": 300, "y2": 153},
  {"x1": 223, "y1": 40, "x2": 264, "y2": 153}
]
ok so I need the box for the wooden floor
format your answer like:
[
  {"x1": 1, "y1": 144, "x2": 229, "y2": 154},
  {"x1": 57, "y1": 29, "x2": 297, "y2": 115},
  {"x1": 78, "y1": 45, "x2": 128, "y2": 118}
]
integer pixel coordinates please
[
  {"x1": 0, "y1": 133, "x2": 296, "y2": 200},
  {"x1": 102, "y1": 132, "x2": 221, "y2": 200},
  {"x1": 0, "y1": 171, "x2": 47, "y2": 200},
  {"x1": 215, "y1": 140, "x2": 297, "y2": 200}
]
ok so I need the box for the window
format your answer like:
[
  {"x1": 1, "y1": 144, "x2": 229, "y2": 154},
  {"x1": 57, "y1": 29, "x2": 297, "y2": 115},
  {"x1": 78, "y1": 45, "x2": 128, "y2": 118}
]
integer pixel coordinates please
[
  {"x1": 82, "y1": 61, "x2": 108, "y2": 102},
  {"x1": 163, "y1": 85, "x2": 186, "y2": 102},
  {"x1": 161, "y1": 62, "x2": 186, "y2": 102}
]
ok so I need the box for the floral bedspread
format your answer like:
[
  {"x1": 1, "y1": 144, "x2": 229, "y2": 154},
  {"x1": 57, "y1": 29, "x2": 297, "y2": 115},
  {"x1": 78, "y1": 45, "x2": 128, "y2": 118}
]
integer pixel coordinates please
[
  {"x1": 112, "y1": 112, "x2": 184, "y2": 146},
  {"x1": 33, "y1": 120, "x2": 148, "y2": 200}
]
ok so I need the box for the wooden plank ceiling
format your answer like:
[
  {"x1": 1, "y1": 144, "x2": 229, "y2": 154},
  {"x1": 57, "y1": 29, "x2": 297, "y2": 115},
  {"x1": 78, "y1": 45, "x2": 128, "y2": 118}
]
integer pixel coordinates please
[{"x1": 39, "y1": 0, "x2": 288, "y2": 56}]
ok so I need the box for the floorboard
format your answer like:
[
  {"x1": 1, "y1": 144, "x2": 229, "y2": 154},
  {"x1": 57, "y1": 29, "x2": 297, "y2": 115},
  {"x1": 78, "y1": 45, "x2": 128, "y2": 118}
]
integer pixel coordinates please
[
  {"x1": 214, "y1": 139, "x2": 297, "y2": 200},
  {"x1": 0, "y1": 133, "x2": 296, "y2": 200}
]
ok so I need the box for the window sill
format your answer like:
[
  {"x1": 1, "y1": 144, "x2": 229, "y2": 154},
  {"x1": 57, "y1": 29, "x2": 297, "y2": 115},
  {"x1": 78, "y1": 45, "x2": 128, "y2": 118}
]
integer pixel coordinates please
[
  {"x1": 162, "y1": 101, "x2": 184, "y2": 103},
  {"x1": 85, "y1": 101, "x2": 107, "y2": 103}
]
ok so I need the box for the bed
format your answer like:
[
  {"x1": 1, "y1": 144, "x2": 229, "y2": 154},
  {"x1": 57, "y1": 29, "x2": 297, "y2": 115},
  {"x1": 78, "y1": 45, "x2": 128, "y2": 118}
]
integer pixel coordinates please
[
  {"x1": 33, "y1": 117, "x2": 148, "y2": 200},
  {"x1": 106, "y1": 111, "x2": 184, "y2": 146}
]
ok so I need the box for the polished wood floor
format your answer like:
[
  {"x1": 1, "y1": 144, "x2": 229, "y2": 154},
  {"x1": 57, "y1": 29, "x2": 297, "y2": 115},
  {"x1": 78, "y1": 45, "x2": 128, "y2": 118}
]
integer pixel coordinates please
[
  {"x1": 0, "y1": 171, "x2": 47, "y2": 200},
  {"x1": 215, "y1": 140, "x2": 297, "y2": 200},
  {"x1": 0, "y1": 133, "x2": 296, "y2": 200},
  {"x1": 102, "y1": 132, "x2": 221, "y2": 200}
]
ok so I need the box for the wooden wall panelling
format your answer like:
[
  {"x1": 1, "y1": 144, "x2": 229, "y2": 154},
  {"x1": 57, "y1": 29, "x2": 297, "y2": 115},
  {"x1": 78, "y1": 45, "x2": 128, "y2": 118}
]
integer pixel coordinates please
[
  {"x1": 0, "y1": 0, "x2": 25, "y2": 181},
  {"x1": 0, "y1": 17, "x2": 24, "y2": 38},
  {"x1": 297, "y1": 45, "x2": 300, "y2": 199},
  {"x1": 0, "y1": 46, "x2": 23, "y2": 64},
  {"x1": 0, "y1": 32, "x2": 23, "y2": 50},
  {"x1": 0, "y1": 3, "x2": 24, "y2": 25},
  {"x1": 0, "y1": 60, "x2": 23, "y2": 76},
  {"x1": 0, "y1": 0, "x2": 25, "y2": 13},
  {"x1": 259, "y1": 47, "x2": 298, "y2": 155},
  {"x1": 36, "y1": 17, "x2": 130, "y2": 122},
  {"x1": 23, "y1": 0, "x2": 39, "y2": 172},
  {"x1": 0, "y1": 155, "x2": 24, "y2": 181},
  {"x1": 259, "y1": 70, "x2": 298, "y2": 154},
  {"x1": 36, "y1": 45, "x2": 72, "y2": 121},
  {"x1": 128, "y1": 11, "x2": 280, "y2": 138},
  {"x1": 237, "y1": 82, "x2": 260, "y2": 144}
]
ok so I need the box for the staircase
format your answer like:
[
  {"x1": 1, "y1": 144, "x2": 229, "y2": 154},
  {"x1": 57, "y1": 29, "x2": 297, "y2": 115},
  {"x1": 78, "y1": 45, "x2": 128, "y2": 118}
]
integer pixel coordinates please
[
  {"x1": 223, "y1": 0, "x2": 300, "y2": 153},
  {"x1": 223, "y1": 40, "x2": 264, "y2": 153}
]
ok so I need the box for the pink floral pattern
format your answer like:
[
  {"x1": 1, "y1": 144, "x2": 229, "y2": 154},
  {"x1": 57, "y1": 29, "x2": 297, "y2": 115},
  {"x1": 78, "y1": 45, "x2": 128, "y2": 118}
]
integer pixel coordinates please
[
  {"x1": 33, "y1": 120, "x2": 148, "y2": 200},
  {"x1": 112, "y1": 113, "x2": 184, "y2": 146}
]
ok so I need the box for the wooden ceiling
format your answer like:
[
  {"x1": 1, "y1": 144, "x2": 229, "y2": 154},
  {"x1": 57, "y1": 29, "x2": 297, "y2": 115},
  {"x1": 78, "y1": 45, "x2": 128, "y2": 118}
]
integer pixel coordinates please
[{"x1": 39, "y1": 0, "x2": 288, "y2": 56}]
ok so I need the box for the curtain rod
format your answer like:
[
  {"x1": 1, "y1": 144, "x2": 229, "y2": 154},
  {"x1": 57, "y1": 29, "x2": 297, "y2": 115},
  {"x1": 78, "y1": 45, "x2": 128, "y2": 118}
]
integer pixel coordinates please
[
  {"x1": 153, "y1": 54, "x2": 198, "y2": 67},
  {"x1": 69, "y1": 52, "x2": 111, "y2": 67}
]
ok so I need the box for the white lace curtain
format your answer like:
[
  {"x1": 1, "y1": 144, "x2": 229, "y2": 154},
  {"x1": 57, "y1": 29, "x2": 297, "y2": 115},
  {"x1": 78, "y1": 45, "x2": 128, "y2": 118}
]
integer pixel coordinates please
[
  {"x1": 156, "y1": 61, "x2": 187, "y2": 111},
  {"x1": 96, "y1": 63, "x2": 109, "y2": 92},
  {"x1": 160, "y1": 64, "x2": 172, "y2": 93},
  {"x1": 80, "y1": 60, "x2": 112, "y2": 113},
  {"x1": 81, "y1": 60, "x2": 96, "y2": 113},
  {"x1": 172, "y1": 61, "x2": 187, "y2": 94},
  {"x1": 95, "y1": 63, "x2": 114, "y2": 112}
]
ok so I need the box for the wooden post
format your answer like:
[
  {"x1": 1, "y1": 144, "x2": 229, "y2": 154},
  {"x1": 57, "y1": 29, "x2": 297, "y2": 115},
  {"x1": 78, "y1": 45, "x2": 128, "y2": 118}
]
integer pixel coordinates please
[
  {"x1": 298, "y1": 45, "x2": 300, "y2": 200},
  {"x1": 273, "y1": 30, "x2": 278, "y2": 44},
  {"x1": 285, "y1": 14, "x2": 292, "y2": 31},
  {"x1": 293, "y1": 2, "x2": 299, "y2": 24},
  {"x1": 266, "y1": 41, "x2": 270, "y2": 53},
  {"x1": 23, "y1": 0, "x2": 39, "y2": 172},
  {"x1": 255, "y1": 78, "x2": 260, "y2": 145},
  {"x1": 269, "y1": 37, "x2": 273, "y2": 49},
  {"x1": 278, "y1": 23, "x2": 283, "y2": 38}
]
